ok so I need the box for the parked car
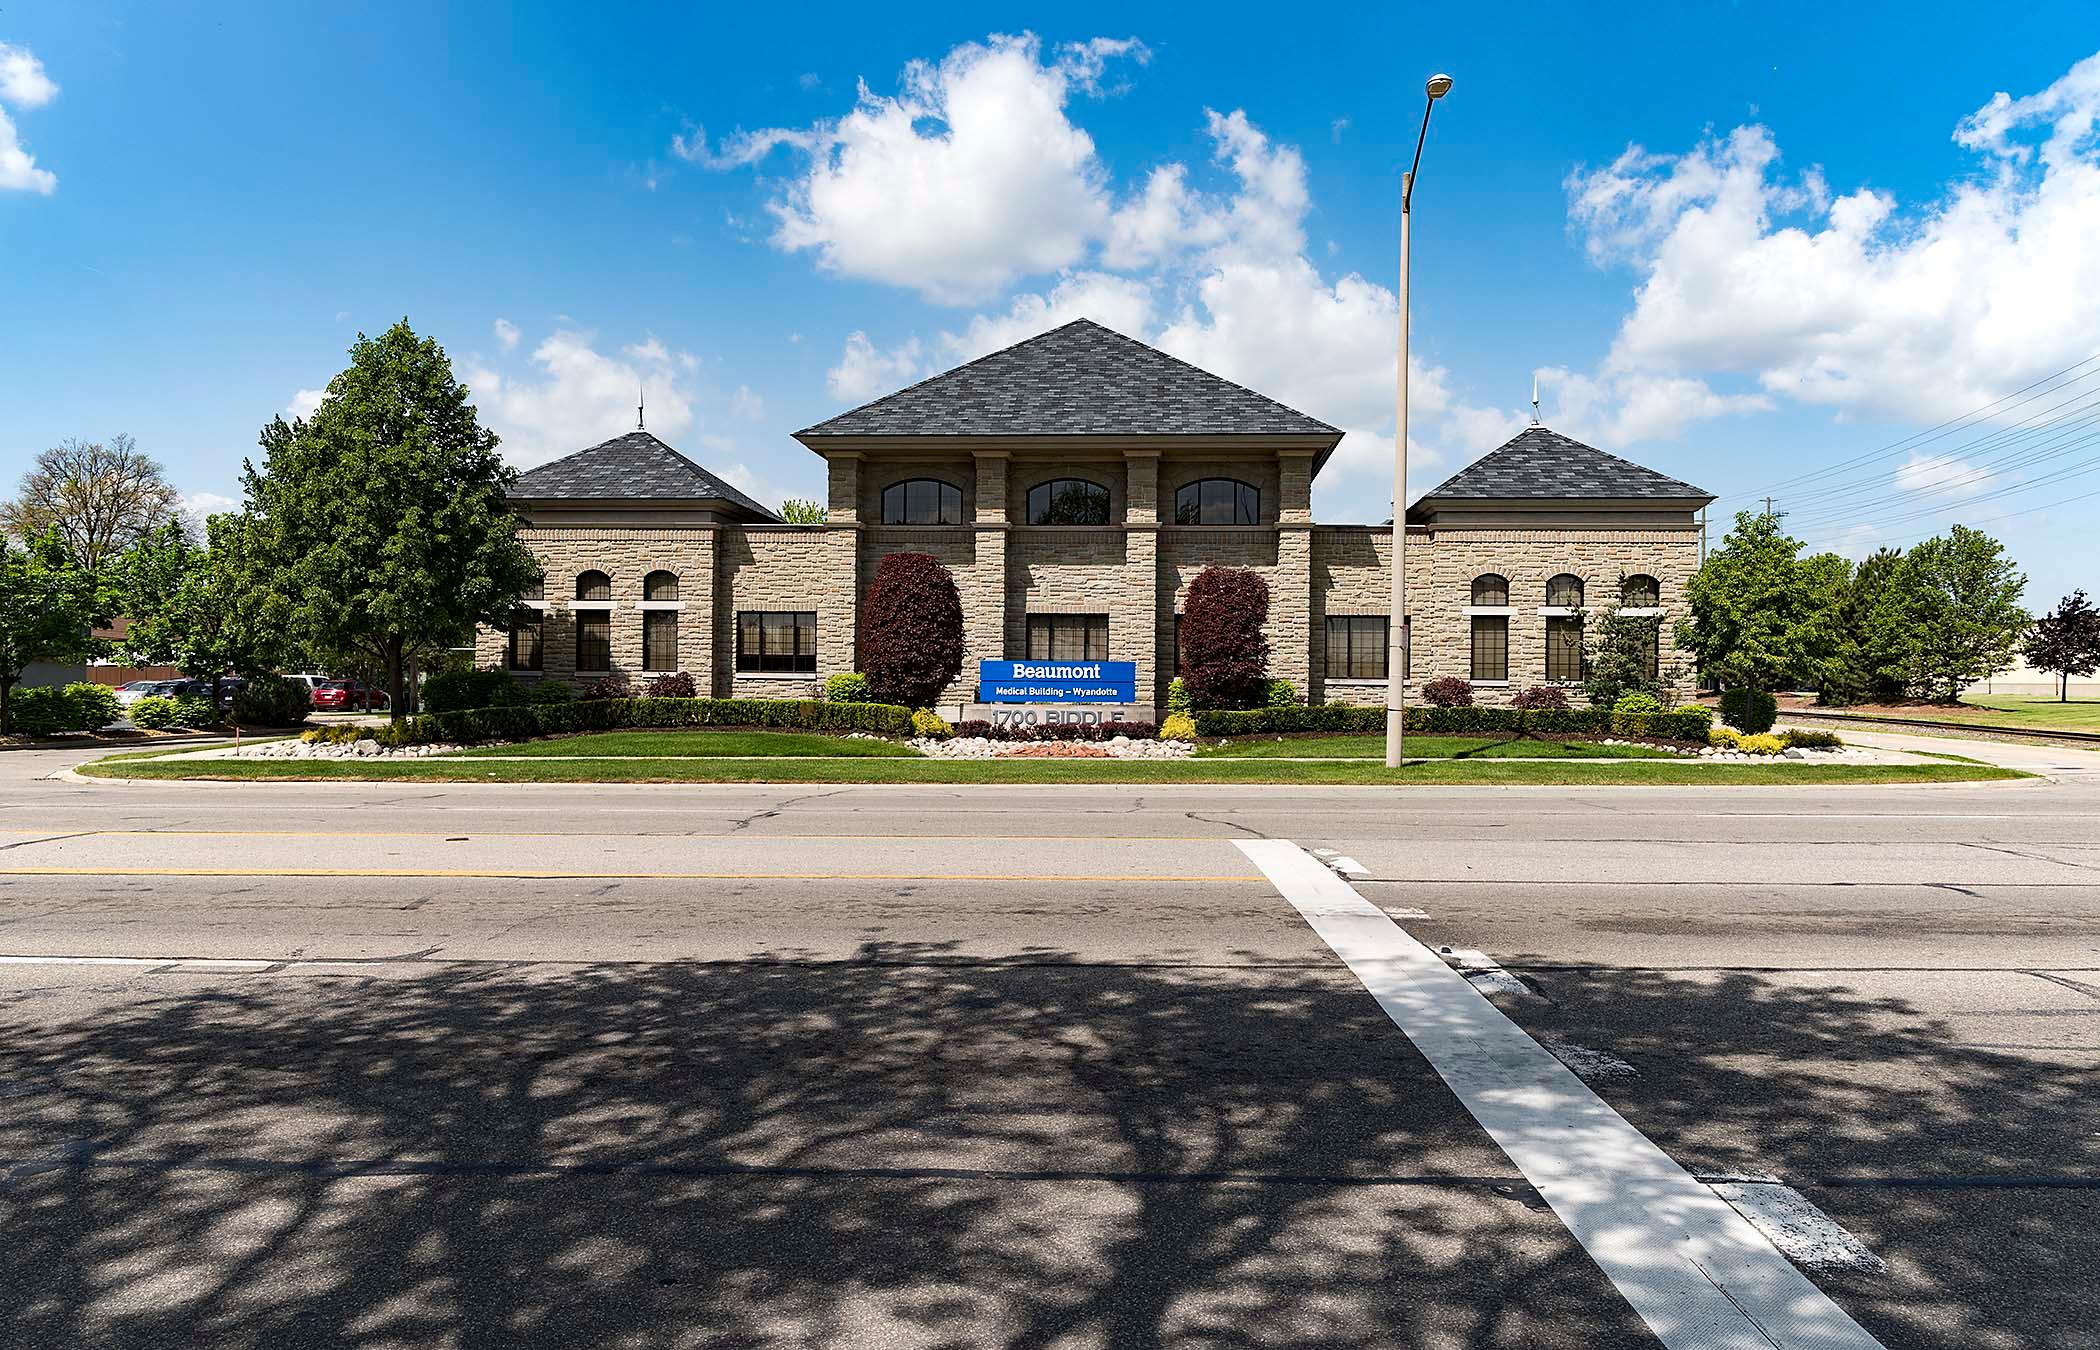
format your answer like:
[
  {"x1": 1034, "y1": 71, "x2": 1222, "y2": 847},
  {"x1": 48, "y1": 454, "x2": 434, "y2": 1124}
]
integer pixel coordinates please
[
  {"x1": 310, "y1": 679, "x2": 389, "y2": 712},
  {"x1": 113, "y1": 679, "x2": 179, "y2": 707}
]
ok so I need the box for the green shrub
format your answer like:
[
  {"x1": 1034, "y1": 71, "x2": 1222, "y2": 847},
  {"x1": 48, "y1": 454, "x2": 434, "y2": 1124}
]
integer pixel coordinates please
[
  {"x1": 9, "y1": 686, "x2": 77, "y2": 736},
  {"x1": 1609, "y1": 690, "x2": 1665, "y2": 738},
  {"x1": 1720, "y1": 687, "x2": 1778, "y2": 733},
  {"x1": 1166, "y1": 678, "x2": 1193, "y2": 716},
  {"x1": 910, "y1": 708, "x2": 954, "y2": 739},
  {"x1": 423, "y1": 668, "x2": 523, "y2": 714},
  {"x1": 528, "y1": 680, "x2": 571, "y2": 704},
  {"x1": 129, "y1": 695, "x2": 180, "y2": 730},
  {"x1": 1737, "y1": 732, "x2": 1785, "y2": 756},
  {"x1": 231, "y1": 674, "x2": 311, "y2": 726},
  {"x1": 393, "y1": 696, "x2": 916, "y2": 746},
  {"x1": 1261, "y1": 678, "x2": 1298, "y2": 708},
  {"x1": 1782, "y1": 727, "x2": 1843, "y2": 749},
  {"x1": 825, "y1": 672, "x2": 873, "y2": 703},
  {"x1": 66, "y1": 682, "x2": 122, "y2": 730},
  {"x1": 302, "y1": 724, "x2": 364, "y2": 745},
  {"x1": 1612, "y1": 691, "x2": 1664, "y2": 716},
  {"x1": 171, "y1": 694, "x2": 218, "y2": 728}
]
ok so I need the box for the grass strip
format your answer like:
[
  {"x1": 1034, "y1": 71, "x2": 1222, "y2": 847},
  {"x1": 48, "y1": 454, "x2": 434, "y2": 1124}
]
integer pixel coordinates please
[{"x1": 1196, "y1": 734, "x2": 1680, "y2": 760}]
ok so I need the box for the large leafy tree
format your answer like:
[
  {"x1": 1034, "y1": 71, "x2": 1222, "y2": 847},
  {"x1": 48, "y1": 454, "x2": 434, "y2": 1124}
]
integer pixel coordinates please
[
  {"x1": 122, "y1": 515, "x2": 283, "y2": 702},
  {"x1": 2020, "y1": 590, "x2": 2099, "y2": 702},
  {"x1": 1816, "y1": 548, "x2": 1903, "y2": 706},
  {"x1": 1, "y1": 434, "x2": 183, "y2": 569},
  {"x1": 1678, "y1": 511, "x2": 1841, "y2": 696},
  {"x1": 0, "y1": 529, "x2": 107, "y2": 733},
  {"x1": 241, "y1": 321, "x2": 540, "y2": 722},
  {"x1": 1868, "y1": 525, "x2": 2027, "y2": 702}
]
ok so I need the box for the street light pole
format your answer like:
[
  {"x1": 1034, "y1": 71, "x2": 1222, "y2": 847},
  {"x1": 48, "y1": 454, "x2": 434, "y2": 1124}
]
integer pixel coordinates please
[{"x1": 1387, "y1": 74, "x2": 1452, "y2": 770}]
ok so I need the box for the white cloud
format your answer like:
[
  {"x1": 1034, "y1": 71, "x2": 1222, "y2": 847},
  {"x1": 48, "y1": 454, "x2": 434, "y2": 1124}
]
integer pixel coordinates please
[
  {"x1": 287, "y1": 388, "x2": 327, "y2": 418},
  {"x1": 493, "y1": 318, "x2": 520, "y2": 350},
  {"x1": 1892, "y1": 451, "x2": 1986, "y2": 498},
  {"x1": 0, "y1": 42, "x2": 57, "y2": 195},
  {"x1": 827, "y1": 331, "x2": 925, "y2": 402},
  {"x1": 731, "y1": 384, "x2": 765, "y2": 420},
  {"x1": 680, "y1": 33, "x2": 1145, "y2": 303},
  {"x1": 1566, "y1": 50, "x2": 2100, "y2": 425},
  {"x1": 1535, "y1": 367, "x2": 1772, "y2": 448},
  {"x1": 178, "y1": 491, "x2": 238, "y2": 537},
  {"x1": 464, "y1": 326, "x2": 697, "y2": 465},
  {"x1": 798, "y1": 72, "x2": 822, "y2": 92},
  {"x1": 939, "y1": 271, "x2": 1156, "y2": 361}
]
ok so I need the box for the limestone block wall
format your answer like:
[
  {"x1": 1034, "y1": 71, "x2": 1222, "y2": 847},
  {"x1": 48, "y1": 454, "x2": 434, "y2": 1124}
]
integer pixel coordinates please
[
  {"x1": 714, "y1": 526, "x2": 851, "y2": 699},
  {"x1": 1008, "y1": 527, "x2": 1136, "y2": 666},
  {"x1": 858, "y1": 526, "x2": 982, "y2": 704},
  {"x1": 482, "y1": 528, "x2": 717, "y2": 689}
]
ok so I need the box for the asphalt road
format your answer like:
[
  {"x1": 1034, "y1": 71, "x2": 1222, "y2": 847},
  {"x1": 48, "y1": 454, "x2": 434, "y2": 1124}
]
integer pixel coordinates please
[{"x1": 1, "y1": 739, "x2": 2095, "y2": 1348}]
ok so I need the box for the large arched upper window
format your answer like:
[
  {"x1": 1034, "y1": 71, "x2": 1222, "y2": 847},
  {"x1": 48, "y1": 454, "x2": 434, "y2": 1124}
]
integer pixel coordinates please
[
  {"x1": 881, "y1": 479, "x2": 963, "y2": 525},
  {"x1": 1470, "y1": 573, "x2": 1509, "y2": 606},
  {"x1": 1174, "y1": 478, "x2": 1260, "y2": 525},
  {"x1": 1546, "y1": 574, "x2": 1584, "y2": 608},
  {"x1": 644, "y1": 570, "x2": 680, "y2": 602},
  {"x1": 1621, "y1": 574, "x2": 1659, "y2": 607},
  {"x1": 1025, "y1": 478, "x2": 1111, "y2": 525},
  {"x1": 575, "y1": 571, "x2": 611, "y2": 601}
]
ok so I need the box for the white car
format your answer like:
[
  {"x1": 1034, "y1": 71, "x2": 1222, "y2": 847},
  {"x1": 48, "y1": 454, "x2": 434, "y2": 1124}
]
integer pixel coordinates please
[{"x1": 113, "y1": 679, "x2": 181, "y2": 706}]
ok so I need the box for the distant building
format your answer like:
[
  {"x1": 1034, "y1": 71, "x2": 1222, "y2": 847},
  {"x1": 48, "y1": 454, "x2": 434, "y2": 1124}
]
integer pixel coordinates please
[{"x1": 477, "y1": 320, "x2": 1712, "y2": 711}]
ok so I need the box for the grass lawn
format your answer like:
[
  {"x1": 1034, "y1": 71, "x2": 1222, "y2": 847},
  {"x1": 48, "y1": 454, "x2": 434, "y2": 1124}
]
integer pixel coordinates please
[
  {"x1": 452, "y1": 730, "x2": 919, "y2": 758},
  {"x1": 1197, "y1": 734, "x2": 1678, "y2": 760},
  {"x1": 1777, "y1": 696, "x2": 2100, "y2": 735},
  {"x1": 80, "y1": 752, "x2": 2024, "y2": 787}
]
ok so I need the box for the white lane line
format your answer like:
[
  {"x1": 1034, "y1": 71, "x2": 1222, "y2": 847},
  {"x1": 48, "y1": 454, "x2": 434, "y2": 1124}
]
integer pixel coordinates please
[
  {"x1": 1236, "y1": 839, "x2": 1883, "y2": 1350},
  {"x1": 1541, "y1": 1040, "x2": 1640, "y2": 1081},
  {"x1": 1441, "y1": 947, "x2": 1534, "y2": 999},
  {"x1": 0, "y1": 955, "x2": 272, "y2": 972},
  {"x1": 1710, "y1": 1182, "x2": 1888, "y2": 1275}
]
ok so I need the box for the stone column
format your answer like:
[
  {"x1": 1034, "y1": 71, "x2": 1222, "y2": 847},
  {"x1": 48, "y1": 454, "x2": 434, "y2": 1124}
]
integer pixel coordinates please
[
  {"x1": 1122, "y1": 450, "x2": 1162, "y2": 709},
  {"x1": 964, "y1": 451, "x2": 1010, "y2": 705},
  {"x1": 824, "y1": 453, "x2": 863, "y2": 685},
  {"x1": 1272, "y1": 451, "x2": 1316, "y2": 701},
  {"x1": 688, "y1": 528, "x2": 717, "y2": 695}
]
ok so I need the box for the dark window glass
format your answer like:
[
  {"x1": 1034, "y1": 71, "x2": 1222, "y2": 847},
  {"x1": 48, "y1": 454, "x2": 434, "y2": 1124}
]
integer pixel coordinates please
[
  {"x1": 1638, "y1": 618, "x2": 1661, "y2": 681},
  {"x1": 576, "y1": 571, "x2": 611, "y2": 602},
  {"x1": 1025, "y1": 479, "x2": 1111, "y2": 525},
  {"x1": 1173, "y1": 478, "x2": 1260, "y2": 525},
  {"x1": 736, "y1": 611, "x2": 817, "y2": 673},
  {"x1": 1546, "y1": 574, "x2": 1584, "y2": 608},
  {"x1": 507, "y1": 611, "x2": 543, "y2": 672},
  {"x1": 1025, "y1": 614, "x2": 1109, "y2": 661},
  {"x1": 522, "y1": 577, "x2": 544, "y2": 602},
  {"x1": 643, "y1": 610, "x2": 678, "y2": 672},
  {"x1": 644, "y1": 570, "x2": 680, "y2": 602},
  {"x1": 1622, "y1": 574, "x2": 1659, "y2": 608},
  {"x1": 881, "y1": 479, "x2": 962, "y2": 525},
  {"x1": 576, "y1": 611, "x2": 612, "y2": 671},
  {"x1": 1471, "y1": 573, "x2": 1509, "y2": 606},
  {"x1": 1546, "y1": 615, "x2": 1585, "y2": 682},
  {"x1": 1470, "y1": 615, "x2": 1508, "y2": 682},
  {"x1": 1324, "y1": 615, "x2": 1389, "y2": 681}
]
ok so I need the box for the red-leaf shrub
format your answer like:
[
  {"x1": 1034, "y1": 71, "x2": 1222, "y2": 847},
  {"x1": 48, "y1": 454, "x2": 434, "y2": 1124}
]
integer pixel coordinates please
[
  {"x1": 1180, "y1": 566, "x2": 1271, "y2": 709},
  {"x1": 1511, "y1": 684, "x2": 1570, "y2": 710},
  {"x1": 861, "y1": 551, "x2": 964, "y2": 708},
  {"x1": 646, "y1": 671, "x2": 697, "y2": 699},
  {"x1": 579, "y1": 676, "x2": 634, "y2": 701},
  {"x1": 1421, "y1": 676, "x2": 1473, "y2": 707}
]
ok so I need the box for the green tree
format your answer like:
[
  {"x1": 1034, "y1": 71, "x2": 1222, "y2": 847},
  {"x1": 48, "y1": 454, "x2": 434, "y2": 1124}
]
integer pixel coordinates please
[
  {"x1": 1868, "y1": 525, "x2": 2027, "y2": 702},
  {"x1": 1816, "y1": 547, "x2": 1903, "y2": 706},
  {"x1": 1678, "y1": 511, "x2": 1841, "y2": 698},
  {"x1": 241, "y1": 320, "x2": 540, "y2": 722},
  {"x1": 2022, "y1": 590, "x2": 2100, "y2": 701},
  {"x1": 122, "y1": 515, "x2": 283, "y2": 703},
  {"x1": 777, "y1": 498, "x2": 827, "y2": 523},
  {"x1": 1582, "y1": 575, "x2": 1667, "y2": 707},
  {"x1": 1, "y1": 434, "x2": 183, "y2": 569},
  {"x1": 0, "y1": 529, "x2": 107, "y2": 733}
]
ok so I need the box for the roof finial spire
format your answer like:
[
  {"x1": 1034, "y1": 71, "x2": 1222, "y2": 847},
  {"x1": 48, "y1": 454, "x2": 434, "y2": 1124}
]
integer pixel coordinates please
[
  {"x1": 1530, "y1": 373, "x2": 1541, "y2": 426},
  {"x1": 637, "y1": 382, "x2": 646, "y2": 432}
]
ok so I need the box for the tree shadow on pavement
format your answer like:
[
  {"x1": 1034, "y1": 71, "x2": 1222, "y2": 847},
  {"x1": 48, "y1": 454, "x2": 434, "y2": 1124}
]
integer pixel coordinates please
[{"x1": 0, "y1": 949, "x2": 1657, "y2": 1349}]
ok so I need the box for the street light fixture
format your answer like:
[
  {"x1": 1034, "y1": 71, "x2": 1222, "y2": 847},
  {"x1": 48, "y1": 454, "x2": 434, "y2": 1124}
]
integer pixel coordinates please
[{"x1": 1387, "y1": 73, "x2": 1453, "y2": 769}]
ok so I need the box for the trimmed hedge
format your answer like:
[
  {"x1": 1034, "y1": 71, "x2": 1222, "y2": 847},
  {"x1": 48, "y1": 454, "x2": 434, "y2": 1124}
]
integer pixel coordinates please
[
  {"x1": 394, "y1": 696, "x2": 915, "y2": 745},
  {"x1": 231, "y1": 674, "x2": 311, "y2": 726},
  {"x1": 423, "y1": 669, "x2": 524, "y2": 713},
  {"x1": 1190, "y1": 702, "x2": 1713, "y2": 741}
]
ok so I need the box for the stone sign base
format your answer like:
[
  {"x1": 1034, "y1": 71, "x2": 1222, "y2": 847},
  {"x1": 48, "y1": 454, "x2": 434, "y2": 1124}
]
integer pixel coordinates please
[{"x1": 953, "y1": 703, "x2": 1156, "y2": 729}]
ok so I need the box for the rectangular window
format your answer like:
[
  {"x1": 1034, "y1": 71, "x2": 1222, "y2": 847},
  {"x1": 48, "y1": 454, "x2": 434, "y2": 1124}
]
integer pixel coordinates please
[
  {"x1": 737, "y1": 610, "x2": 817, "y2": 673},
  {"x1": 1545, "y1": 615, "x2": 1585, "y2": 682},
  {"x1": 576, "y1": 611, "x2": 611, "y2": 672},
  {"x1": 1025, "y1": 613, "x2": 1109, "y2": 661},
  {"x1": 643, "y1": 609, "x2": 679, "y2": 672},
  {"x1": 1638, "y1": 619, "x2": 1660, "y2": 681},
  {"x1": 1324, "y1": 615, "x2": 1389, "y2": 681},
  {"x1": 1470, "y1": 615, "x2": 1508, "y2": 682},
  {"x1": 507, "y1": 610, "x2": 543, "y2": 672}
]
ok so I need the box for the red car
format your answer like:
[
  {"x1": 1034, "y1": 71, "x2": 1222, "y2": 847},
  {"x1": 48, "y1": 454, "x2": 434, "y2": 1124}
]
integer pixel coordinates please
[{"x1": 310, "y1": 679, "x2": 388, "y2": 711}]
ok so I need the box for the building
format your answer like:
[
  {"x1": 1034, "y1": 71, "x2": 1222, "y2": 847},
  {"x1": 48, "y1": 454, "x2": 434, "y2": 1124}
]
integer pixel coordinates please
[{"x1": 476, "y1": 319, "x2": 1713, "y2": 712}]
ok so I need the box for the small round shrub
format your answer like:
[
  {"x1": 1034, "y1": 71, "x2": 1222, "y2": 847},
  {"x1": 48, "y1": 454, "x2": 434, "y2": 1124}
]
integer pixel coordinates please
[
  {"x1": 1421, "y1": 676, "x2": 1473, "y2": 708},
  {"x1": 1160, "y1": 711, "x2": 1198, "y2": 742},
  {"x1": 1262, "y1": 678, "x2": 1298, "y2": 708},
  {"x1": 528, "y1": 680, "x2": 572, "y2": 704},
  {"x1": 825, "y1": 672, "x2": 872, "y2": 704},
  {"x1": 1511, "y1": 684, "x2": 1570, "y2": 711},
  {"x1": 129, "y1": 695, "x2": 179, "y2": 730},
  {"x1": 1736, "y1": 732, "x2": 1786, "y2": 756},
  {"x1": 231, "y1": 674, "x2": 311, "y2": 726},
  {"x1": 66, "y1": 682, "x2": 123, "y2": 730},
  {"x1": 579, "y1": 676, "x2": 634, "y2": 701},
  {"x1": 1719, "y1": 687, "x2": 1778, "y2": 733},
  {"x1": 8, "y1": 686, "x2": 77, "y2": 736},
  {"x1": 646, "y1": 671, "x2": 697, "y2": 699},
  {"x1": 170, "y1": 694, "x2": 218, "y2": 728},
  {"x1": 862, "y1": 552, "x2": 965, "y2": 709},
  {"x1": 1782, "y1": 727, "x2": 1843, "y2": 750},
  {"x1": 423, "y1": 668, "x2": 522, "y2": 713},
  {"x1": 1612, "y1": 691, "x2": 1664, "y2": 716},
  {"x1": 1166, "y1": 678, "x2": 1193, "y2": 716},
  {"x1": 910, "y1": 708, "x2": 954, "y2": 739},
  {"x1": 1709, "y1": 726, "x2": 1740, "y2": 749}
]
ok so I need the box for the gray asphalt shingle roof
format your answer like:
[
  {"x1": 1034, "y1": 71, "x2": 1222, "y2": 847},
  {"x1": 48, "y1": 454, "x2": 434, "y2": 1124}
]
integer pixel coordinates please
[
  {"x1": 795, "y1": 319, "x2": 1341, "y2": 441},
  {"x1": 1412, "y1": 425, "x2": 1711, "y2": 514},
  {"x1": 510, "y1": 431, "x2": 778, "y2": 520}
]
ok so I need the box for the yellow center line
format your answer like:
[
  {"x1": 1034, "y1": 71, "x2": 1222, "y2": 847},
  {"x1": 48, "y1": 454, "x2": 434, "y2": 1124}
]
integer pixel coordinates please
[{"x1": 0, "y1": 866, "x2": 1266, "y2": 881}]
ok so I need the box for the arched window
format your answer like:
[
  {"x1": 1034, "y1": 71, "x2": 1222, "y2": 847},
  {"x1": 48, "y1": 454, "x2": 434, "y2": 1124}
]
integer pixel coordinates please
[
  {"x1": 1025, "y1": 478, "x2": 1111, "y2": 525},
  {"x1": 575, "y1": 571, "x2": 611, "y2": 601},
  {"x1": 573, "y1": 572, "x2": 612, "y2": 671},
  {"x1": 1546, "y1": 574, "x2": 1584, "y2": 608},
  {"x1": 1470, "y1": 573, "x2": 1509, "y2": 606},
  {"x1": 881, "y1": 479, "x2": 963, "y2": 525},
  {"x1": 1621, "y1": 574, "x2": 1659, "y2": 607},
  {"x1": 1468, "y1": 575, "x2": 1509, "y2": 682},
  {"x1": 1173, "y1": 478, "x2": 1260, "y2": 525},
  {"x1": 642, "y1": 571, "x2": 680, "y2": 672},
  {"x1": 644, "y1": 570, "x2": 679, "y2": 601},
  {"x1": 522, "y1": 576, "x2": 544, "y2": 602}
]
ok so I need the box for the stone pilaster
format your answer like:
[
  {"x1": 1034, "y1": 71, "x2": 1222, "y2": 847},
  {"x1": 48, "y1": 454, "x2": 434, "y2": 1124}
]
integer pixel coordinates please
[
  {"x1": 1122, "y1": 451, "x2": 1162, "y2": 704},
  {"x1": 688, "y1": 528, "x2": 716, "y2": 694},
  {"x1": 1272, "y1": 525, "x2": 1313, "y2": 699},
  {"x1": 964, "y1": 451, "x2": 1010, "y2": 698},
  {"x1": 825, "y1": 453, "x2": 861, "y2": 523}
]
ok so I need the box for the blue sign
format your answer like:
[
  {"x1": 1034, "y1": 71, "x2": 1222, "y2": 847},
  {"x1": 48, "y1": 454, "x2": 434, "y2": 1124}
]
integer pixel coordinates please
[{"x1": 978, "y1": 659, "x2": 1137, "y2": 703}]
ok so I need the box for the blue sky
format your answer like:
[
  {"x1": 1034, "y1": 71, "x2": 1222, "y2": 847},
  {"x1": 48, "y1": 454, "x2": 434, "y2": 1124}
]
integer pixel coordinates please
[{"x1": 4, "y1": 3, "x2": 2099, "y2": 605}]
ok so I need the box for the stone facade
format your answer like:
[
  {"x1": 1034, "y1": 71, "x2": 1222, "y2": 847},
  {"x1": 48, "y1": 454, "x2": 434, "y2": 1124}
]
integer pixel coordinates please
[{"x1": 485, "y1": 444, "x2": 1704, "y2": 710}]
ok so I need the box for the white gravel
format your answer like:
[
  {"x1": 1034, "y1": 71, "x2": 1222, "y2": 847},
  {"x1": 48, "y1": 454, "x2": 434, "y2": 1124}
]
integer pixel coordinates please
[{"x1": 218, "y1": 738, "x2": 463, "y2": 760}]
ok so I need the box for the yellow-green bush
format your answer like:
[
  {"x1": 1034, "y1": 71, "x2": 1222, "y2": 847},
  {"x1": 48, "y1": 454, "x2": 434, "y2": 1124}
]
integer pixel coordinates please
[
  {"x1": 1708, "y1": 726, "x2": 1740, "y2": 749},
  {"x1": 910, "y1": 708, "x2": 954, "y2": 740},
  {"x1": 1160, "y1": 712, "x2": 1197, "y2": 741},
  {"x1": 1736, "y1": 733, "x2": 1786, "y2": 755}
]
